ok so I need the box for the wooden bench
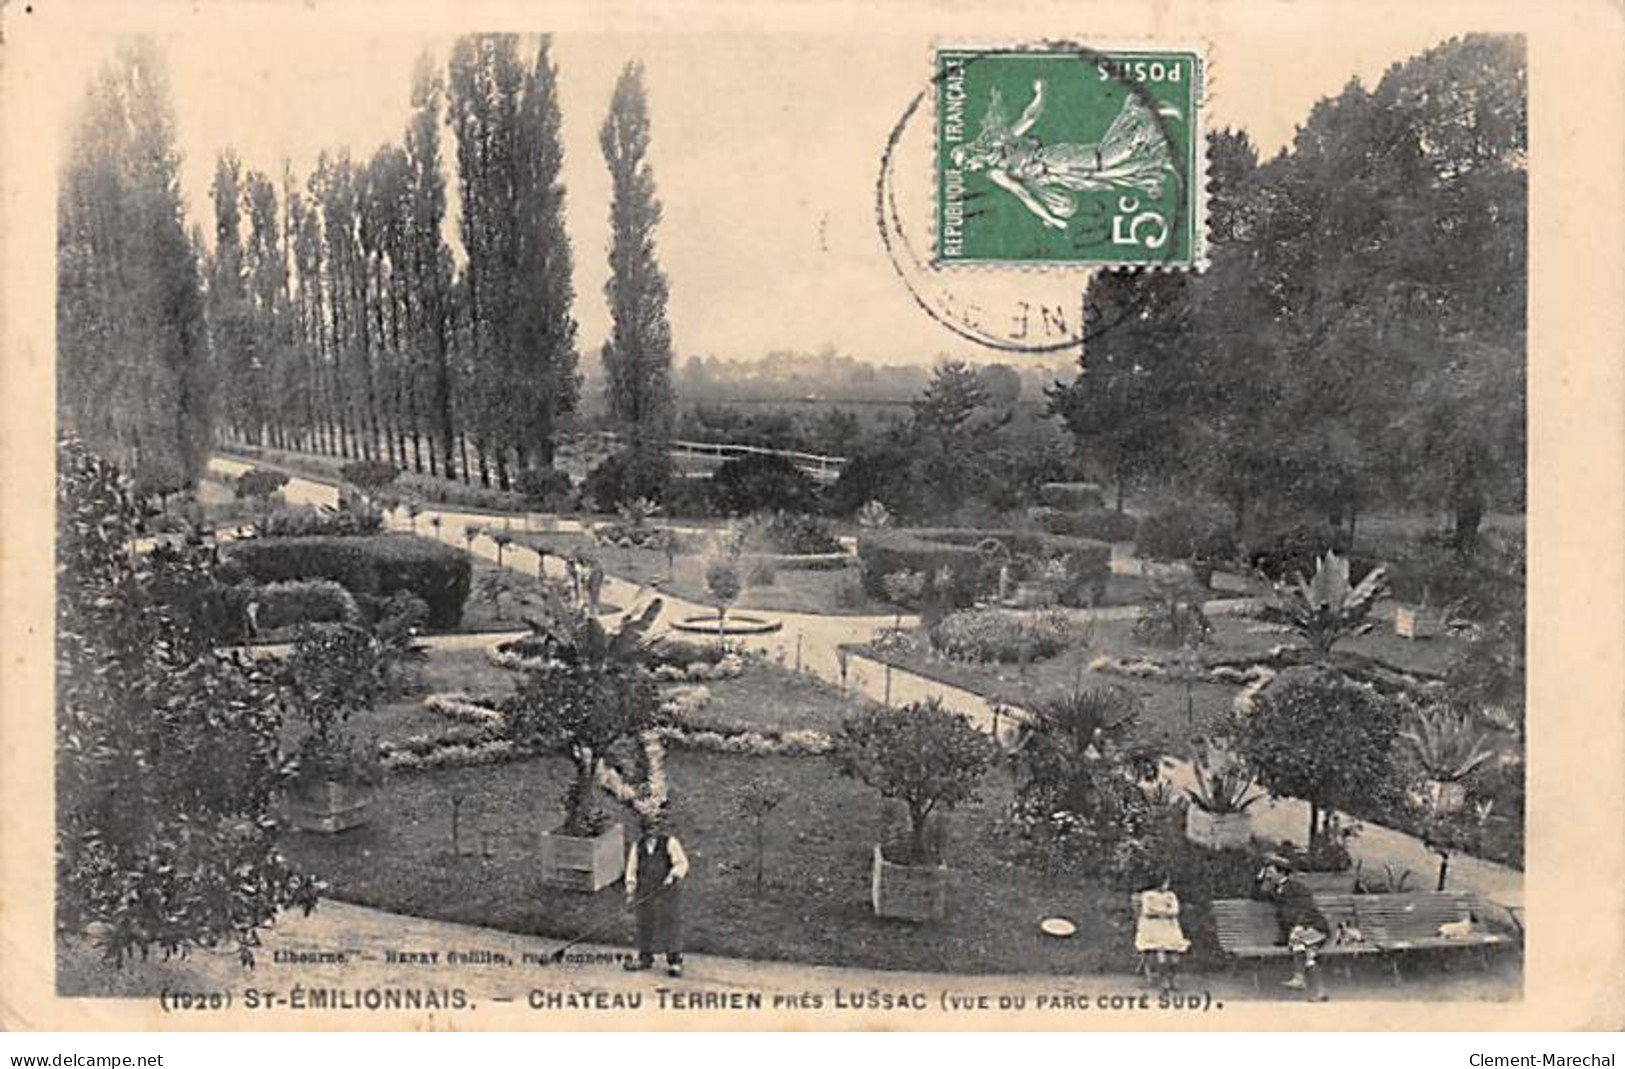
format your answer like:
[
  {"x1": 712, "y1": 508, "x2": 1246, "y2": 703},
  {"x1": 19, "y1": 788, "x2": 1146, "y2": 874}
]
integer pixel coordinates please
[
  {"x1": 1209, "y1": 896, "x2": 1378, "y2": 987},
  {"x1": 1210, "y1": 891, "x2": 1507, "y2": 986}
]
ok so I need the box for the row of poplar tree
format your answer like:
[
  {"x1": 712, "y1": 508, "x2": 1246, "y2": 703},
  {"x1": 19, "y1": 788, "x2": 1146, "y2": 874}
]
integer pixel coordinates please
[{"x1": 58, "y1": 34, "x2": 672, "y2": 496}]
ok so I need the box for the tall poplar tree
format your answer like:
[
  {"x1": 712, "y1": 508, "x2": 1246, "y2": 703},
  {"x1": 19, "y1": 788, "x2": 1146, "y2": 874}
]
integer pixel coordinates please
[
  {"x1": 58, "y1": 39, "x2": 211, "y2": 495},
  {"x1": 449, "y1": 33, "x2": 578, "y2": 487},
  {"x1": 600, "y1": 61, "x2": 673, "y2": 458}
]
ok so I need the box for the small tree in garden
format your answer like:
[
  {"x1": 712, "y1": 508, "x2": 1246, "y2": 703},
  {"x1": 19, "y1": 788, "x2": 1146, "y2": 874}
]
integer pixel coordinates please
[
  {"x1": 464, "y1": 524, "x2": 483, "y2": 553},
  {"x1": 407, "y1": 501, "x2": 423, "y2": 533},
  {"x1": 706, "y1": 558, "x2": 742, "y2": 632},
  {"x1": 502, "y1": 601, "x2": 664, "y2": 837},
  {"x1": 279, "y1": 623, "x2": 388, "y2": 792},
  {"x1": 833, "y1": 699, "x2": 996, "y2": 865},
  {"x1": 1236, "y1": 665, "x2": 1401, "y2": 849},
  {"x1": 881, "y1": 569, "x2": 926, "y2": 630},
  {"x1": 56, "y1": 440, "x2": 319, "y2": 967},
  {"x1": 732, "y1": 776, "x2": 789, "y2": 892},
  {"x1": 491, "y1": 530, "x2": 514, "y2": 568},
  {"x1": 428, "y1": 514, "x2": 443, "y2": 540},
  {"x1": 1265, "y1": 550, "x2": 1387, "y2": 659}
]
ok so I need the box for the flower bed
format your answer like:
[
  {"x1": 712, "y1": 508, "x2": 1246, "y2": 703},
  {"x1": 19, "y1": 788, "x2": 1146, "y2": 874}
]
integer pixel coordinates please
[
  {"x1": 858, "y1": 527, "x2": 1110, "y2": 608},
  {"x1": 932, "y1": 608, "x2": 1082, "y2": 664}
]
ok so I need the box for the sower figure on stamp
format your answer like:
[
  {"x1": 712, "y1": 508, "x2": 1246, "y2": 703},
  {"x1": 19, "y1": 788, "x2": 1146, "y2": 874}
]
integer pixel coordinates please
[
  {"x1": 1254, "y1": 854, "x2": 1332, "y2": 1001},
  {"x1": 623, "y1": 805, "x2": 689, "y2": 977}
]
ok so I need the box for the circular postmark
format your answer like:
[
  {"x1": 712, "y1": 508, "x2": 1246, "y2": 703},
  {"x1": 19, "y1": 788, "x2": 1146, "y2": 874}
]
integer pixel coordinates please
[{"x1": 875, "y1": 41, "x2": 1198, "y2": 354}]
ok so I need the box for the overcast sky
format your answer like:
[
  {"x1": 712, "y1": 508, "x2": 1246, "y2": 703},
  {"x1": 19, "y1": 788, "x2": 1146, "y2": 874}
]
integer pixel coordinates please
[{"x1": 35, "y1": 20, "x2": 1453, "y2": 366}]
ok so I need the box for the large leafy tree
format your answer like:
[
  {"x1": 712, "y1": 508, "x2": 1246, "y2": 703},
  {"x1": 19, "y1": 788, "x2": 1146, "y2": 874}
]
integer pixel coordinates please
[
  {"x1": 55, "y1": 439, "x2": 318, "y2": 967},
  {"x1": 58, "y1": 40, "x2": 212, "y2": 497},
  {"x1": 600, "y1": 61, "x2": 674, "y2": 458}
]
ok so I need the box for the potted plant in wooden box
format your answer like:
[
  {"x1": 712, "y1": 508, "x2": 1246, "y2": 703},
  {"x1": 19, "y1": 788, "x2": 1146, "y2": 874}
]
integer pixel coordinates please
[
  {"x1": 832, "y1": 698, "x2": 996, "y2": 922},
  {"x1": 1184, "y1": 737, "x2": 1261, "y2": 849},
  {"x1": 280, "y1": 623, "x2": 387, "y2": 833},
  {"x1": 502, "y1": 600, "x2": 663, "y2": 892},
  {"x1": 1400, "y1": 701, "x2": 1497, "y2": 816}
]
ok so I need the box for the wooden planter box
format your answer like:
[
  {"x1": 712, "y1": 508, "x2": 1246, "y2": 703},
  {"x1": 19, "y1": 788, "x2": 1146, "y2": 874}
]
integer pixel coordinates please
[
  {"x1": 870, "y1": 844, "x2": 948, "y2": 922},
  {"x1": 1185, "y1": 806, "x2": 1251, "y2": 850},
  {"x1": 288, "y1": 779, "x2": 375, "y2": 834},
  {"x1": 1425, "y1": 778, "x2": 1469, "y2": 815},
  {"x1": 539, "y1": 822, "x2": 626, "y2": 893}
]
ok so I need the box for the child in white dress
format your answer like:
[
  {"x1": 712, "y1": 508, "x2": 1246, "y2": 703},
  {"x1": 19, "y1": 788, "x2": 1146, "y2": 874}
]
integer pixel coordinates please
[{"x1": 1135, "y1": 875, "x2": 1190, "y2": 992}]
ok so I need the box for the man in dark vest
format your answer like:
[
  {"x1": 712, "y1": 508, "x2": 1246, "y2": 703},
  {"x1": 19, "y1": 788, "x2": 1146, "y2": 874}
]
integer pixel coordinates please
[
  {"x1": 1254, "y1": 854, "x2": 1331, "y2": 1001},
  {"x1": 623, "y1": 807, "x2": 690, "y2": 977}
]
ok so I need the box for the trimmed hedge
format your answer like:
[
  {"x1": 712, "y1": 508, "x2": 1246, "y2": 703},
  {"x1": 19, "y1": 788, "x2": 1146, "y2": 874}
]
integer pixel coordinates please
[
  {"x1": 1038, "y1": 482, "x2": 1106, "y2": 512},
  {"x1": 226, "y1": 534, "x2": 471, "y2": 630},
  {"x1": 1029, "y1": 506, "x2": 1140, "y2": 543},
  {"x1": 252, "y1": 579, "x2": 361, "y2": 631},
  {"x1": 858, "y1": 527, "x2": 1110, "y2": 608}
]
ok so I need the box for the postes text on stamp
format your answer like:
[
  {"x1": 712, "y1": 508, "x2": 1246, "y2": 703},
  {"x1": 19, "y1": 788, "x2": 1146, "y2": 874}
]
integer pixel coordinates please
[{"x1": 936, "y1": 45, "x2": 1205, "y2": 268}]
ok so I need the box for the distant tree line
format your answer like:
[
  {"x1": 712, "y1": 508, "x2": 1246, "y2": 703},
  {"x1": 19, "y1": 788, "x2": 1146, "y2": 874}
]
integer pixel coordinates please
[{"x1": 59, "y1": 35, "x2": 673, "y2": 497}]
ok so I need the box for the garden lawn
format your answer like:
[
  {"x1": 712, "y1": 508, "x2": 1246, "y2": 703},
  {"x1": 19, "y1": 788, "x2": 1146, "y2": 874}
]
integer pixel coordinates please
[
  {"x1": 515, "y1": 531, "x2": 891, "y2": 617},
  {"x1": 274, "y1": 645, "x2": 1134, "y2": 975},
  {"x1": 847, "y1": 613, "x2": 1469, "y2": 756},
  {"x1": 278, "y1": 748, "x2": 1139, "y2": 976}
]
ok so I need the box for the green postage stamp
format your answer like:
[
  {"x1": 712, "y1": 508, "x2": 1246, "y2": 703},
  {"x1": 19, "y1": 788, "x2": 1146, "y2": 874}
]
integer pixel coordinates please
[{"x1": 935, "y1": 45, "x2": 1206, "y2": 268}]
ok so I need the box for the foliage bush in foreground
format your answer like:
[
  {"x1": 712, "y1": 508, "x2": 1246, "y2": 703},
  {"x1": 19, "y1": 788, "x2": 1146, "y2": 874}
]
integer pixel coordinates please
[{"x1": 56, "y1": 439, "x2": 318, "y2": 967}]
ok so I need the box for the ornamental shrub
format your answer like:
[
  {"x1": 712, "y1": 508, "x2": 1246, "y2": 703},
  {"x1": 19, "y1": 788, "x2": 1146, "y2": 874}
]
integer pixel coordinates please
[
  {"x1": 338, "y1": 459, "x2": 400, "y2": 493},
  {"x1": 513, "y1": 467, "x2": 575, "y2": 510},
  {"x1": 226, "y1": 534, "x2": 471, "y2": 630},
  {"x1": 711, "y1": 453, "x2": 818, "y2": 516},
  {"x1": 234, "y1": 468, "x2": 289, "y2": 501},
  {"x1": 584, "y1": 449, "x2": 671, "y2": 513},
  {"x1": 1135, "y1": 504, "x2": 1237, "y2": 565},
  {"x1": 252, "y1": 579, "x2": 361, "y2": 632}
]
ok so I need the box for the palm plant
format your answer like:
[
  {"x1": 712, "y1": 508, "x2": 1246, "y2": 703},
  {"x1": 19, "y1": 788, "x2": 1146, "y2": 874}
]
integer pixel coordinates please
[
  {"x1": 857, "y1": 500, "x2": 892, "y2": 530},
  {"x1": 1401, "y1": 702, "x2": 1497, "y2": 792},
  {"x1": 1267, "y1": 550, "x2": 1387, "y2": 657},
  {"x1": 1186, "y1": 737, "x2": 1262, "y2": 815}
]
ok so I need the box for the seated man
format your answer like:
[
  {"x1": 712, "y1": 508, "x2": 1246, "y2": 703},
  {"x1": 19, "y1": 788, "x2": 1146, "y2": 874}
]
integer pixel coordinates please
[{"x1": 1254, "y1": 854, "x2": 1331, "y2": 1001}]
